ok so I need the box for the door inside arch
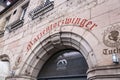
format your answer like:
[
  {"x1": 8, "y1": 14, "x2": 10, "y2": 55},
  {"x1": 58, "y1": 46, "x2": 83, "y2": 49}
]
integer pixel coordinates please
[{"x1": 37, "y1": 50, "x2": 88, "y2": 80}]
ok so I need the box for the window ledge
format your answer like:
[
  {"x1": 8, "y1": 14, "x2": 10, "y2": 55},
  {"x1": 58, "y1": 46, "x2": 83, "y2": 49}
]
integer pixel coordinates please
[
  {"x1": 6, "y1": 19, "x2": 24, "y2": 32},
  {"x1": 29, "y1": 1, "x2": 54, "y2": 20}
]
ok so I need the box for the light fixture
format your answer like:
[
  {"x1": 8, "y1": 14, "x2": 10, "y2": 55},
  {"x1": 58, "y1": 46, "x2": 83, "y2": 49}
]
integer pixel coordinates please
[
  {"x1": 112, "y1": 53, "x2": 119, "y2": 64},
  {"x1": 6, "y1": 1, "x2": 11, "y2": 6}
]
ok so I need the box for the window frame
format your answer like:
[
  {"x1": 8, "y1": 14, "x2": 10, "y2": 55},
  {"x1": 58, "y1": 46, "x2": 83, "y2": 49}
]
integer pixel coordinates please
[{"x1": 20, "y1": 2, "x2": 29, "y2": 20}]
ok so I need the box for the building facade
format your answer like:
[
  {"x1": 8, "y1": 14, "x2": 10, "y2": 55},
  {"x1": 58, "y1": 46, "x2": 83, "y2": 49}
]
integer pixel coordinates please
[{"x1": 0, "y1": 0, "x2": 120, "y2": 80}]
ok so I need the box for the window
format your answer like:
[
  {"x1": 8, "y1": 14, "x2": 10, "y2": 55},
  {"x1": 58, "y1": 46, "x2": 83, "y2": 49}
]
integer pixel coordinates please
[
  {"x1": 2, "y1": 0, "x2": 11, "y2": 6},
  {"x1": 0, "y1": 17, "x2": 9, "y2": 37},
  {"x1": 38, "y1": 50, "x2": 88, "y2": 80},
  {"x1": 5, "y1": 2, "x2": 29, "y2": 32},
  {"x1": 20, "y1": 2, "x2": 29, "y2": 20},
  {"x1": 5, "y1": 15, "x2": 11, "y2": 27},
  {"x1": 0, "y1": 54, "x2": 10, "y2": 80},
  {"x1": 29, "y1": 0, "x2": 54, "y2": 20},
  {"x1": 6, "y1": 0, "x2": 11, "y2": 6},
  {"x1": 0, "y1": 15, "x2": 10, "y2": 36},
  {"x1": 44, "y1": 0, "x2": 54, "y2": 6},
  {"x1": 20, "y1": 7, "x2": 27, "y2": 20},
  {"x1": 4, "y1": 15, "x2": 11, "y2": 33},
  {"x1": 13, "y1": 10, "x2": 17, "y2": 15}
]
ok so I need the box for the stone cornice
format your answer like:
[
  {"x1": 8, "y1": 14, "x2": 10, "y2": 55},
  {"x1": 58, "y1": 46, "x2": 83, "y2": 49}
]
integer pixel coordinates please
[
  {"x1": 29, "y1": 1, "x2": 54, "y2": 20},
  {"x1": 87, "y1": 65, "x2": 120, "y2": 79},
  {"x1": 6, "y1": 19, "x2": 24, "y2": 32}
]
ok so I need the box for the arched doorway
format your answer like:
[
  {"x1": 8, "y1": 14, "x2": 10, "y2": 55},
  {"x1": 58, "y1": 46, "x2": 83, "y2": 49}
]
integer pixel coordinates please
[
  {"x1": 37, "y1": 49, "x2": 88, "y2": 80},
  {"x1": 18, "y1": 26, "x2": 98, "y2": 80}
]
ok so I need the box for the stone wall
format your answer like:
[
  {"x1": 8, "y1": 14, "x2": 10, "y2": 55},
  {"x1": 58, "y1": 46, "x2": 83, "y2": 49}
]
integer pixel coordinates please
[{"x1": 0, "y1": 0, "x2": 120, "y2": 80}]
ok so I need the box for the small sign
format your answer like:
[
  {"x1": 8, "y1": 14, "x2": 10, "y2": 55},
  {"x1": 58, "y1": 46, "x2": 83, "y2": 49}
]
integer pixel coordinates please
[
  {"x1": 103, "y1": 26, "x2": 120, "y2": 55},
  {"x1": 103, "y1": 26, "x2": 120, "y2": 47},
  {"x1": 103, "y1": 48, "x2": 120, "y2": 55},
  {"x1": 56, "y1": 59, "x2": 67, "y2": 70}
]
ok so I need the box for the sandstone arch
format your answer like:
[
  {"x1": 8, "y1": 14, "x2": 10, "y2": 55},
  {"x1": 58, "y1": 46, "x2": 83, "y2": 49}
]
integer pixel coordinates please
[{"x1": 19, "y1": 25, "x2": 98, "y2": 79}]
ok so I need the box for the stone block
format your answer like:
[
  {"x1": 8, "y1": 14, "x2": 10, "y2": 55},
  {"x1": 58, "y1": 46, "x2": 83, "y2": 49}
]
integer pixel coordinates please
[
  {"x1": 86, "y1": 51, "x2": 97, "y2": 67},
  {"x1": 0, "y1": 37, "x2": 4, "y2": 43},
  {"x1": 84, "y1": 1, "x2": 97, "y2": 9},
  {"x1": 50, "y1": 33, "x2": 61, "y2": 45},
  {"x1": 86, "y1": 0, "x2": 97, "y2": 3},
  {"x1": 19, "y1": 35, "x2": 32, "y2": 46},
  {"x1": 91, "y1": 0, "x2": 120, "y2": 18},
  {"x1": 7, "y1": 40, "x2": 19, "y2": 49},
  {"x1": 0, "y1": 41, "x2": 4, "y2": 47},
  {"x1": 97, "y1": 0, "x2": 105, "y2": 4},
  {"x1": 54, "y1": 0, "x2": 66, "y2": 7},
  {"x1": 71, "y1": 26, "x2": 86, "y2": 37},
  {"x1": 107, "y1": 0, "x2": 120, "y2": 11},
  {"x1": 80, "y1": 38, "x2": 92, "y2": 54},
  {"x1": 109, "y1": 8, "x2": 120, "y2": 24},
  {"x1": 75, "y1": 8, "x2": 91, "y2": 19},
  {"x1": 83, "y1": 30, "x2": 99, "y2": 49},
  {"x1": 0, "y1": 48, "x2": 3, "y2": 55},
  {"x1": 91, "y1": 13, "x2": 110, "y2": 29},
  {"x1": 61, "y1": 25, "x2": 74, "y2": 32},
  {"x1": 71, "y1": 33, "x2": 82, "y2": 42},
  {"x1": 91, "y1": 1, "x2": 108, "y2": 18},
  {"x1": 5, "y1": 32, "x2": 23, "y2": 45},
  {"x1": 71, "y1": 39, "x2": 80, "y2": 50}
]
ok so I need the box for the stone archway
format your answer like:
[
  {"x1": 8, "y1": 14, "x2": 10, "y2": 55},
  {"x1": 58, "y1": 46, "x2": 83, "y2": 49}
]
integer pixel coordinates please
[{"x1": 19, "y1": 25, "x2": 98, "y2": 80}]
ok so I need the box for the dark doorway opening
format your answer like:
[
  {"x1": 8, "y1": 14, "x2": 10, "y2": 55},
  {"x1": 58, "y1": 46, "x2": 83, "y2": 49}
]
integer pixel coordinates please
[{"x1": 37, "y1": 50, "x2": 88, "y2": 80}]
